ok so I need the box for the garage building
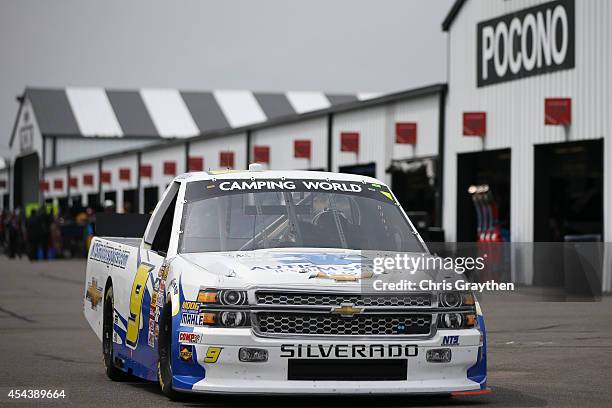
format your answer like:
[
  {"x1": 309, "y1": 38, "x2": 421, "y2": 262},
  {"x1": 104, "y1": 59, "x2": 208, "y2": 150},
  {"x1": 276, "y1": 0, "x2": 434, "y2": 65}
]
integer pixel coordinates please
[
  {"x1": 0, "y1": 85, "x2": 447, "y2": 235},
  {"x1": 442, "y1": 0, "x2": 611, "y2": 291}
]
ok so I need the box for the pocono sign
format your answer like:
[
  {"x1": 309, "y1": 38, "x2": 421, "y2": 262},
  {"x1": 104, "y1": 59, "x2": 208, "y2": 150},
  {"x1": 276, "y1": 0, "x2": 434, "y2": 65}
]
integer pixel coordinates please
[{"x1": 477, "y1": 0, "x2": 574, "y2": 87}]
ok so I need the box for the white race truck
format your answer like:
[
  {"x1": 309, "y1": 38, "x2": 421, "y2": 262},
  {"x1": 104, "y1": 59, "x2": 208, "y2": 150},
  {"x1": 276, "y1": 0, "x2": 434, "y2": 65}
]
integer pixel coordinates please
[{"x1": 83, "y1": 168, "x2": 487, "y2": 399}]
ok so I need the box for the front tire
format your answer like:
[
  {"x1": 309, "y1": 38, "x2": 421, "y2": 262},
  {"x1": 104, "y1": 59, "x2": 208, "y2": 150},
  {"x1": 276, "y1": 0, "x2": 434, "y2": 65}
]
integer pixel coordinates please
[
  {"x1": 158, "y1": 299, "x2": 184, "y2": 400},
  {"x1": 103, "y1": 286, "x2": 128, "y2": 381}
]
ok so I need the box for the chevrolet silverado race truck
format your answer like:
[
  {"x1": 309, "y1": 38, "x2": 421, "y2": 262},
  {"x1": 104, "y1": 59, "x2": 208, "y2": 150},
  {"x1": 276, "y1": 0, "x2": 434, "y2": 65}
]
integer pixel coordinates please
[{"x1": 83, "y1": 167, "x2": 487, "y2": 399}]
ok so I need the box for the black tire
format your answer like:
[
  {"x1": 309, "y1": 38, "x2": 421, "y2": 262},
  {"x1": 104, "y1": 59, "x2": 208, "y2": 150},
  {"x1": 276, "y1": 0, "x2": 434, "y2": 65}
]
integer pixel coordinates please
[
  {"x1": 158, "y1": 300, "x2": 185, "y2": 400},
  {"x1": 103, "y1": 286, "x2": 128, "y2": 381}
]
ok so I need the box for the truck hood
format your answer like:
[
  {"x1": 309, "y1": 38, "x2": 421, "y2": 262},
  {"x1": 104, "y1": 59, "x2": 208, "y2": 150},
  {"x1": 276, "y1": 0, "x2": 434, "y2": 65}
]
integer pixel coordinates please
[{"x1": 178, "y1": 248, "x2": 457, "y2": 290}]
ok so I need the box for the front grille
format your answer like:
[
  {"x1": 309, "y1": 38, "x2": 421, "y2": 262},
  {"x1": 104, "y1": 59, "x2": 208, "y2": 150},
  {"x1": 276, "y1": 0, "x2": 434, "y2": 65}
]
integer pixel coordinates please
[
  {"x1": 254, "y1": 312, "x2": 432, "y2": 336},
  {"x1": 255, "y1": 291, "x2": 432, "y2": 307}
]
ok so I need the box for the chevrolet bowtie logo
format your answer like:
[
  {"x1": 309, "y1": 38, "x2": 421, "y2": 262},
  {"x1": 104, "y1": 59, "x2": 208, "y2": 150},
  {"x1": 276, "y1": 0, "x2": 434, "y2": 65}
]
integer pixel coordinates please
[
  {"x1": 332, "y1": 303, "x2": 363, "y2": 317},
  {"x1": 86, "y1": 277, "x2": 102, "y2": 310}
]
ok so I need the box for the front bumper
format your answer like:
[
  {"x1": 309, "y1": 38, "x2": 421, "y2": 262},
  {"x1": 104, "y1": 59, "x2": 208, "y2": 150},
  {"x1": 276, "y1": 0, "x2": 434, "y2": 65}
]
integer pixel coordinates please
[{"x1": 173, "y1": 327, "x2": 486, "y2": 394}]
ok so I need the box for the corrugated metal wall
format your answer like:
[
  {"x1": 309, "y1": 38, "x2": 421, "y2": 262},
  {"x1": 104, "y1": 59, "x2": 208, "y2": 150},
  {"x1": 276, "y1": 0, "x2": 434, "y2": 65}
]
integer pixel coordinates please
[
  {"x1": 333, "y1": 97, "x2": 441, "y2": 183},
  {"x1": 55, "y1": 138, "x2": 157, "y2": 165},
  {"x1": 141, "y1": 144, "x2": 186, "y2": 195},
  {"x1": 189, "y1": 132, "x2": 246, "y2": 171},
  {"x1": 251, "y1": 118, "x2": 328, "y2": 170},
  {"x1": 100, "y1": 154, "x2": 138, "y2": 212},
  {"x1": 333, "y1": 105, "x2": 389, "y2": 182},
  {"x1": 42, "y1": 167, "x2": 67, "y2": 199},
  {"x1": 392, "y1": 94, "x2": 440, "y2": 160},
  {"x1": 70, "y1": 161, "x2": 100, "y2": 206}
]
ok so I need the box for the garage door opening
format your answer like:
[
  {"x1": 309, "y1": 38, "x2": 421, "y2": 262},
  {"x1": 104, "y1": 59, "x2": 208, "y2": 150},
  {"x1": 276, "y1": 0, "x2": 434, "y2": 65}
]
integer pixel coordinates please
[
  {"x1": 456, "y1": 149, "x2": 511, "y2": 242},
  {"x1": 122, "y1": 189, "x2": 138, "y2": 213},
  {"x1": 144, "y1": 186, "x2": 159, "y2": 214},
  {"x1": 12, "y1": 153, "x2": 39, "y2": 209},
  {"x1": 387, "y1": 158, "x2": 438, "y2": 233},
  {"x1": 534, "y1": 140, "x2": 603, "y2": 242},
  {"x1": 339, "y1": 162, "x2": 376, "y2": 178},
  {"x1": 533, "y1": 140, "x2": 603, "y2": 292},
  {"x1": 87, "y1": 193, "x2": 100, "y2": 210}
]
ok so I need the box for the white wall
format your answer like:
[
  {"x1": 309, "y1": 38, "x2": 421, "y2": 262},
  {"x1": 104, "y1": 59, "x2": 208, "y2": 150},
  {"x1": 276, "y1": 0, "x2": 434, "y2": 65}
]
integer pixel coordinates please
[
  {"x1": 42, "y1": 167, "x2": 68, "y2": 199},
  {"x1": 100, "y1": 154, "x2": 138, "y2": 212},
  {"x1": 10, "y1": 97, "x2": 43, "y2": 164},
  {"x1": 251, "y1": 118, "x2": 327, "y2": 170},
  {"x1": 189, "y1": 132, "x2": 246, "y2": 171},
  {"x1": 391, "y1": 94, "x2": 440, "y2": 160},
  {"x1": 333, "y1": 105, "x2": 388, "y2": 182},
  {"x1": 44, "y1": 137, "x2": 54, "y2": 168},
  {"x1": 55, "y1": 137, "x2": 157, "y2": 164},
  {"x1": 70, "y1": 161, "x2": 100, "y2": 206},
  {"x1": 140, "y1": 144, "x2": 186, "y2": 209},
  {"x1": 8, "y1": 97, "x2": 44, "y2": 209},
  {"x1": 333, "y1": 97, "x2": 441, "y2": 183}
]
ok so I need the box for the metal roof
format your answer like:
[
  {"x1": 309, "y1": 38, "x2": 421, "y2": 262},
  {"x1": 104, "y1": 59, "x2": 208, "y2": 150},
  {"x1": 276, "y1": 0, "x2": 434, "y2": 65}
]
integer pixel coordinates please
[
  {"x1": 13, "y1": 87, "x2": 365, "y2": 144},
  {"x1": 442, "y1": 0, "x2": 468, "y2": 32},
  {"x1": 42, "y1": 83, "x2": 447, "y2": 172}
]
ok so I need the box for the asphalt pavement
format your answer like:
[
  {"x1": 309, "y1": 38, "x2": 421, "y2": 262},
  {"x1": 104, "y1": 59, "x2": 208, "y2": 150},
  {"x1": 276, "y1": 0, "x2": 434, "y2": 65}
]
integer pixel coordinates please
[{"x1": 0, "y1": 256, "x2": 611, "y2": 407}]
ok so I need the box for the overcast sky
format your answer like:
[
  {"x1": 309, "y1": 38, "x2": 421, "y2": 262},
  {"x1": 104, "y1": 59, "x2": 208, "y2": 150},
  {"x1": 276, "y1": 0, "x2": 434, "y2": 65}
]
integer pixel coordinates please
[{"x1": 0, "y1": 0, "x2": 453, "y2": 160}]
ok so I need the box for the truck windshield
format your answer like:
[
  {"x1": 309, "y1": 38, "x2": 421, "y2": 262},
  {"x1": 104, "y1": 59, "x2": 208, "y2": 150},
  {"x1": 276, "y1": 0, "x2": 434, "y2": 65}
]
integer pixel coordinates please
[{"x1": 179, "y1": 178, "x2": 425, "y2": 253}]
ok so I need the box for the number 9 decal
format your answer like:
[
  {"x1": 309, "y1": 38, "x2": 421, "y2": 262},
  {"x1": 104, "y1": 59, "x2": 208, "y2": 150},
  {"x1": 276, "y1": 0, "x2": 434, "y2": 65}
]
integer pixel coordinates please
[
  {"x1": 126, "y1": 262, "x2": 154, "y2": 348},
  {"x1": 204, "y1": 347, "x2": 222, "y2": 363}
]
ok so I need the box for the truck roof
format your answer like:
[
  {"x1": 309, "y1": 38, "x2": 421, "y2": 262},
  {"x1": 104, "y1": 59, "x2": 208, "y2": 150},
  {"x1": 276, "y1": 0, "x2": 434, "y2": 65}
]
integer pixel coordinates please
[{"x1": 173, "y1": 169, "x2": 385, "y2": 185}]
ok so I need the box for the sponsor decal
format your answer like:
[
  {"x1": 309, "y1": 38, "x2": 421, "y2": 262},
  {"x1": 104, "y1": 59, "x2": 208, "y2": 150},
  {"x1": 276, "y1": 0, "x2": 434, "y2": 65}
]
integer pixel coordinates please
[
  {"x1": 218, "y1": 180, "x2": 362, "y2": 193},
  {"x1": 179, "y1": 331, "x2": 204, "y2": 344},
  {"x1": 158, "y1": 263, "x2": 169, "y2": 280},
  {"x1": 247, "y1": 253, "x2": 375, "y2": 281},
  {"x1": 147, "y1": 267, "x2": 169, "y2": 348},
  {"x1": 395, "y1": 323, "x2": 408, "y2": 334},
  {"x1": 280, "y1": 344, "x2": 418, "y2": 358},
  {"x1": 311, "y1": 270, "x2": 373, "y2": 281},
  {"x1": 147, "y1": 320, "x2": 155, "y2": 347},
  {"x1": 477, "y1": 0, "x2": 575, "y2": 87},
  {"x1": 442, "y1": 335, "x2": 460, "y2": 346},
  {"x1": 148, "y1": 286, "x2": 158, "y2": 348},
  {"x1": 179, "y1": 345, "x2": 193, "y2": 362},
  {"x1": 169, "y1": 279, "x2": 179, "y2": 295},
  {"x1": 380, "y1": 191, "x2": 394, "y2": 201},
  {"x1": 181, "y1": 313, "x2": 207, "y2": 326},
  {"x1": 90, "y1": 241, "x2": 130, "y2": 269},
  {"x1": 204, "y1": 347, "x2": 222, "y2": 363},
  {"x1": 151, "y1": 292, "x2": 158, "y2": 309},
  {"x1": 157, "y1": 282, "x2": 166, "y2": 308},
  {"x1": 85, "y1": 277, "x2": 103, "y2": 310},
  {"x1": 182, "y1": 301, "x2": 201, "y2": 311},
  {"x1": 126, "y1": 262, "x2": 155, "y2": 349}
]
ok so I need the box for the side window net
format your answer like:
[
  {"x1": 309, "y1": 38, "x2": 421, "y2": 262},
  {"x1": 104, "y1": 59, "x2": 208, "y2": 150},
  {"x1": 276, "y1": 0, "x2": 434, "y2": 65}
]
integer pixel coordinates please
[{"x1": 151, "y1": 192, "x2": 178, "y2": 255}]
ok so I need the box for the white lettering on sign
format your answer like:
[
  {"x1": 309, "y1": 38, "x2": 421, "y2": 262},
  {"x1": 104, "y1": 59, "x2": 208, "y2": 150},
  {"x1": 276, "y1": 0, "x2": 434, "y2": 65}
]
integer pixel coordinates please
[{"x1": 477, "y1": 0, "x2": 574, "y2": 87}]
